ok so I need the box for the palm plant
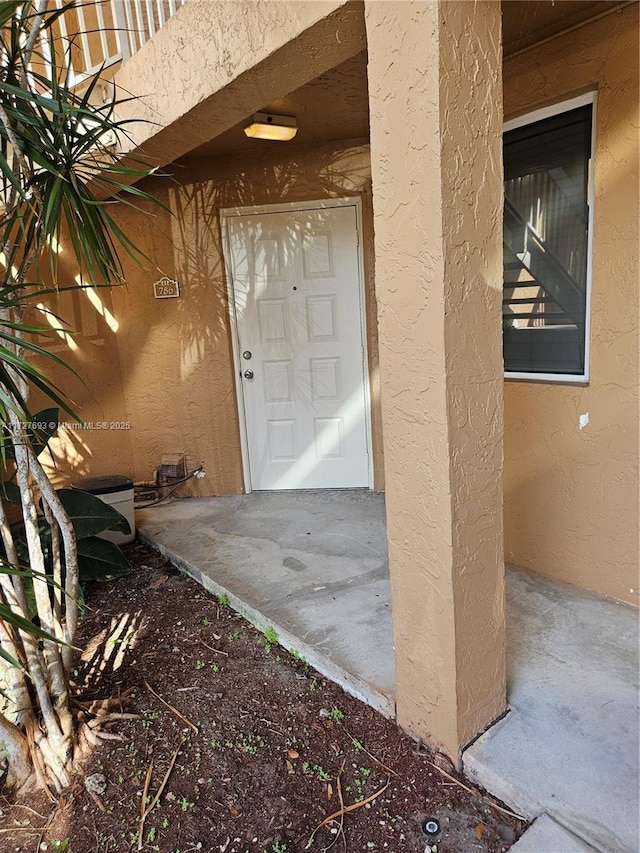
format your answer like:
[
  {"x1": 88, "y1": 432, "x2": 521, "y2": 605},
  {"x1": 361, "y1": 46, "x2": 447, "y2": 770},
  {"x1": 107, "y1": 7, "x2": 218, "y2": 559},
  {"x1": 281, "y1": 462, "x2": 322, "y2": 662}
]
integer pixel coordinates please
[{"x1": 0, "y1": 0, "x2": 160, "y2": 792}]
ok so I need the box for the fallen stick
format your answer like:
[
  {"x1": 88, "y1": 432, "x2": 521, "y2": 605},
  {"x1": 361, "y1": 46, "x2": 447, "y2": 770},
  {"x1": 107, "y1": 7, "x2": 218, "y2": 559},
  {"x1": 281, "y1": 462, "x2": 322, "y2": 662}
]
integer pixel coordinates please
[
  {"x1": 137, "y1": 758, "x2": 155, "y2": 851},
  {"x1": 144, "y1": 680, "x2": 198, "y2": 733},
  {"x1": 9, "y1": 804, "x2": 48, "y2": 819},
  {"x1": 427, "y1": 760, "x2": 525, "y2": 821},
  {"x1": 201, "y1": 641, "x2": 228, "y2": 657},
  {"x1": 143, "y1": 739, "x2": 185, "y2": 819},
  {"x1": 340, "y1": 723, "x2": 397, "y2": 777},
  {"x1": 322, "y1": 760, "x2": 346, "y2": 852},
  {"x1": 137, "y1": 739, "x2": 185, "y2": 850},
  {"x1": 307, "y1": 778, "x2": 390, "y2": 847},
  {"x1": 87, "y1": 789, "x2": 106, "y2": 812},
  {"x1": 141, "y1": 761, "x2": 154, "y2": 818}
]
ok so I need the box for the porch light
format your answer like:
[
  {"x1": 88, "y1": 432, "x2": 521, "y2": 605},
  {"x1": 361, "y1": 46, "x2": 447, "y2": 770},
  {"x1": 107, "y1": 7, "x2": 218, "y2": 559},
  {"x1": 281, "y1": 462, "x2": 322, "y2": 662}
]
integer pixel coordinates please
[{"x1": 244, "y1": 112, "x2": 297, "y2": 141}]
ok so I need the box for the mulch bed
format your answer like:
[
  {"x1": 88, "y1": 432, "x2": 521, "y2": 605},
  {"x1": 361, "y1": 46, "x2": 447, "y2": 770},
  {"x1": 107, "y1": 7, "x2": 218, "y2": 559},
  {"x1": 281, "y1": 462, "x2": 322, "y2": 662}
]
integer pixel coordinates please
[{"x1": 0, "y1": 542, "x2": 525, "y2": 853}]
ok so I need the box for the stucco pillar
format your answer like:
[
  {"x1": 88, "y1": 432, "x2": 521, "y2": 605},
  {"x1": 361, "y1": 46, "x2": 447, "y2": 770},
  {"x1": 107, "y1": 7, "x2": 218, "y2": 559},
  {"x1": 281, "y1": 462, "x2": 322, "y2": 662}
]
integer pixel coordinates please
[{"x1": 365, "y1": 0, "x2": 506, "y2": 760}]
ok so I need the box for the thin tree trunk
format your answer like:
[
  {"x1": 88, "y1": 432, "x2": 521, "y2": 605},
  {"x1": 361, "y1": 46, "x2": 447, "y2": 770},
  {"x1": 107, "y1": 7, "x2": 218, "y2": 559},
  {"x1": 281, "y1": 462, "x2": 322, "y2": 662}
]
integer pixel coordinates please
[
  {"x1": 11, "y1": 425, "x2": 66, "y2": 679},
  {"x1": 0, "y1": 711, "x2": 32, "y2": 789},
  {"x1": 23, "y1": 445, "x2": 79, "y2": 672},
  {"x1": 43, "y1": 502, "x2": 63, "y2": 624},
  {"x1": 0, "y1": 497, "x2": 34, "y2": 625},
  {"x1": 0, "y1": 615, "x2": 32, "y2": 723}
]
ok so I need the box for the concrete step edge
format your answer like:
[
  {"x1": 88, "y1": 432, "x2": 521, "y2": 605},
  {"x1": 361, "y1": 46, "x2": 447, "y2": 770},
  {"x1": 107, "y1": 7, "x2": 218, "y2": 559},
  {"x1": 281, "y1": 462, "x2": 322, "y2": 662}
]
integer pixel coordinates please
[{"x1": 138, "y1": 529, "x2": 396, "y2": 720}]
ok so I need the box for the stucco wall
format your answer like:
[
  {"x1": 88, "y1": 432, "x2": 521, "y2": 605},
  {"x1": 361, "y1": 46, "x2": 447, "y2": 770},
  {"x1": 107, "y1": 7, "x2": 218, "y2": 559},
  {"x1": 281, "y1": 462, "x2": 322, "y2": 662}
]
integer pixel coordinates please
[
  {"x1": 61, "y1": 139, "x2": 381, "y2": 495},
  {"x1": 365, "y1": 0, "x2": 506, "y2": 757},
  {"x1": 503, "y1": 3, "x2": 639, "y2": 605},
  {"x1": 28, "y1": 247, "x2": 133, "y2": 486}
]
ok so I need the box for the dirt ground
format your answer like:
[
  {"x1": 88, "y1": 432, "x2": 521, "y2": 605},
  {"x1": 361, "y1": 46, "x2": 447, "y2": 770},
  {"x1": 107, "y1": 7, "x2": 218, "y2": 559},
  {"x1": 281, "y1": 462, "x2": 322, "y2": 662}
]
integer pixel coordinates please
[{"x1": 0, "y1": 542, "x2": 525, "y2": 853}]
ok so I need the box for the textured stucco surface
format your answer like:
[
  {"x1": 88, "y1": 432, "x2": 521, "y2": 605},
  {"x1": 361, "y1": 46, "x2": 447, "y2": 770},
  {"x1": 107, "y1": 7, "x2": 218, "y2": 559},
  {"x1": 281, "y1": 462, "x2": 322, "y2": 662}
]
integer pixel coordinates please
[
  {"x1": 28, "y1": 246, "x2": 133, "y2": 485},
  {"x1": 31, "y1": 140, "x2": 384, "y2": 495},
  {"x1": 112, "y1": 0, "x2": 366, "y2": 169},
  {"x1": 503, "y1": 3, "x2": 640, "y2": 605},
  {"x1": 41, "y1": 140, "x2": 382, "y2": 495},
  {"x1": 365, "y1": 0, "x2": 506, "y2": 758}
]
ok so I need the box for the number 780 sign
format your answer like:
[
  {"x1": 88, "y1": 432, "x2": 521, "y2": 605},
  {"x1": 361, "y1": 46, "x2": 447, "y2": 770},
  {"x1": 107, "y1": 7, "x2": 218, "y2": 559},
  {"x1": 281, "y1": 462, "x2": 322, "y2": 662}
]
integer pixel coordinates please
[{"x1": 153, "y1": 277, "x2": 180, "y2": 298}]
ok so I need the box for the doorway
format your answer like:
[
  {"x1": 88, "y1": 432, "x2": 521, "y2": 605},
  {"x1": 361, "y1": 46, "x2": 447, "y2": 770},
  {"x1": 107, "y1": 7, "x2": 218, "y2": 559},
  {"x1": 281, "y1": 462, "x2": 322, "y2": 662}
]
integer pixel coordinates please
[{"x1": 222, "y1": 199, "x2": 372, "y2": 491}]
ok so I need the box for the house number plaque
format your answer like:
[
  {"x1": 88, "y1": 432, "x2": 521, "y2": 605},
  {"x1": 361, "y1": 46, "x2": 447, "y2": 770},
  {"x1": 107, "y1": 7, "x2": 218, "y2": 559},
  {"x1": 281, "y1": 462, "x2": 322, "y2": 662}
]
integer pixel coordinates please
[{"x1": 153, "y1": 277, "x2": 180, "y2": 299}]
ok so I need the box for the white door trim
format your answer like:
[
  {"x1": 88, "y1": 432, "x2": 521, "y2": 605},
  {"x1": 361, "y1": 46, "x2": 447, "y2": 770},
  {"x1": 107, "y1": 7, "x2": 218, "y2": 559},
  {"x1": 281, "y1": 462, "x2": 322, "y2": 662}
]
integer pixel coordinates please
[{"x1": 221, "y1": 196, "x2": 373, "y2": 493}]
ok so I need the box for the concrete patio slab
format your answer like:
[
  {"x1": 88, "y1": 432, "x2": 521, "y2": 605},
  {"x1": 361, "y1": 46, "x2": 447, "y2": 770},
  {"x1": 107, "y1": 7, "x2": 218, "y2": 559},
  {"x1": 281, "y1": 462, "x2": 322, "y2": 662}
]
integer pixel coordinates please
[
  {"x1": 137, "y1": 494, "x2": 639, "y2": 853},
  {"x1": 136, "y1": 491, "x2": 395, "y2": 716},
  {"x1": 464, "y1": 568, "x2": 640, "y2": 853},
  {"x1": 511, "y1": 814, "x2": 599, "y2": 852}
]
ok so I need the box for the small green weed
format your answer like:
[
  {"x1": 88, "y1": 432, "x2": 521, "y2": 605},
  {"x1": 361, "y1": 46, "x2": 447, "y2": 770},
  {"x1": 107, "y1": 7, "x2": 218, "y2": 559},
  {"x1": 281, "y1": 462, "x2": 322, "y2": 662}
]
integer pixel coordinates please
[
  {"x1": 235, "y1": 732, "x2": 265, "y2": 755},
  {"x1": 289, "y1": 648, "x2": 306, "y2": 664},
  {"x1": 329, "y1": 707, "x2": 344, "y2": 723},
  {"x1": 302, "y1": 761, "x2": 331, "y2": 781},
  {"x1": 263, "y1": 625, "x2": 279, "y2": 652}
]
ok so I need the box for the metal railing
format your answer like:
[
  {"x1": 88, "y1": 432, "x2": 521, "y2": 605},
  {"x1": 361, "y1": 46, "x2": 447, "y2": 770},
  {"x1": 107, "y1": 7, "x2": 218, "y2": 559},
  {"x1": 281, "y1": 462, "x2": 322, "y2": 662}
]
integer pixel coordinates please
[{"x1": 50, "y1": 0, "x2": 188, "y2": 87}]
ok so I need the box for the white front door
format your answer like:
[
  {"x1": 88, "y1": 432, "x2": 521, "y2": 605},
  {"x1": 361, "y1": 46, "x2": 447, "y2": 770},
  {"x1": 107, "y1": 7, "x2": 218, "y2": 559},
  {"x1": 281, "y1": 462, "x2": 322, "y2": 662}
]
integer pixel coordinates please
[{"x1": 226, "y1": 203, "x2": 371, "y2": 491}]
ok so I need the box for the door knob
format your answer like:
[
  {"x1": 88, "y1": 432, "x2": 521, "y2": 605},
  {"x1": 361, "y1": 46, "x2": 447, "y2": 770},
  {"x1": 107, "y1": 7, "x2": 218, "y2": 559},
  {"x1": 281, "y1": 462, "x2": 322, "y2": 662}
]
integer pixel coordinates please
[{"x1": 244, "y1": 369, "x2": 254, "y2": 379}]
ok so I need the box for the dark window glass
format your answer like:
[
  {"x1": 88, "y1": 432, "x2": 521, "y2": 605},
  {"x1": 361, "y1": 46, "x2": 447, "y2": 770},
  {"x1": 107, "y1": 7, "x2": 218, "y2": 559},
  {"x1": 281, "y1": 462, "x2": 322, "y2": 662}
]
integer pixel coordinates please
[{"x1": 503, "y1": 104, "x2": 592, "y2": 376}]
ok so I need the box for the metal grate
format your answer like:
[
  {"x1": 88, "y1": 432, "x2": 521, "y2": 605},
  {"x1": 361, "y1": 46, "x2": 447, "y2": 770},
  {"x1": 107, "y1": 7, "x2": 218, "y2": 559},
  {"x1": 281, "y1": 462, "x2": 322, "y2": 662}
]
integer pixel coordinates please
[{"x1": 161, "y1": 453, "x2": 186, "y2": 480}]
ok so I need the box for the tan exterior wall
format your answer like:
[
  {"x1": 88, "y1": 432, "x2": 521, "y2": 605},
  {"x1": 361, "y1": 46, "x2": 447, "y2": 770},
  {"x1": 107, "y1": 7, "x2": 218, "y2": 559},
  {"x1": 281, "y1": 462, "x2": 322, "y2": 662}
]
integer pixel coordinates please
[
  {"x1": 41, "y1": 140, "x2": 382, "y2": 495},
  {"x1": 28, "y1": 251, "x2": 133, "y2": 486},
  {"x1": 365, "y1": 0, "x2": 506, "y2": 758},
  {"x1": 503, "y1": 4, "x2": 640, "y2": 605}
]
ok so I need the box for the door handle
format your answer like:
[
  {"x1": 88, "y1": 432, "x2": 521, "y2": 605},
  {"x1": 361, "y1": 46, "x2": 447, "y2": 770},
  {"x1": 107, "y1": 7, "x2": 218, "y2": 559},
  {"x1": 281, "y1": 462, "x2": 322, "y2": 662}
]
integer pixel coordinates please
[{"x1": 243, "y1": 369, "x2": 254, "y2": 380}]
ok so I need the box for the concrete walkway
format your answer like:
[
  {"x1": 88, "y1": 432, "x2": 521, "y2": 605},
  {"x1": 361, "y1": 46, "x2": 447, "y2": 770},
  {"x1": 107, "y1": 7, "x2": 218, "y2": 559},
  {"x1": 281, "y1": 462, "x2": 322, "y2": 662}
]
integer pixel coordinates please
[
  {"x1": 136, "y1": 491, "x2": 394, "y2": 715},
  {"x1": 137, "y1": 494, "x2": 639, "y2": 853},
  {"x1": 464, "y1": 568, "x2": 640, "y2": 853}
]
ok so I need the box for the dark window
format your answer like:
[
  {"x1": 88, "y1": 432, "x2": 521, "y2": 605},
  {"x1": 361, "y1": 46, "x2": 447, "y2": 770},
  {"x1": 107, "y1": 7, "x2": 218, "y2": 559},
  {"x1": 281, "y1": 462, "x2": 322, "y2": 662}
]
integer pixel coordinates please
[{"x1": 503, "y1": 103, "x2": 592, "y2": 377}]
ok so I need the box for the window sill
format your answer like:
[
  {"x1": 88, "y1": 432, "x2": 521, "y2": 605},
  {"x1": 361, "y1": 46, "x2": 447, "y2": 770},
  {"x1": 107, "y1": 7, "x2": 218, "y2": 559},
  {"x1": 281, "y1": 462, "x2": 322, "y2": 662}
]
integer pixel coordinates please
[{"x1": 505, "y1": 371, "x2": 589, "y2": 385}]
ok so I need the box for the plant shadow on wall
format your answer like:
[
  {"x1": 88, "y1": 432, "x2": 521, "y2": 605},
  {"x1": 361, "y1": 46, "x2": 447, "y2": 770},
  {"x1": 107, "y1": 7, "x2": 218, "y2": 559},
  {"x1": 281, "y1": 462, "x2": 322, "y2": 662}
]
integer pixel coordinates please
[
  {"x1": 27, "y1": 260, "x2": 129, "y2": 485},
  {"x1": 0, "y1": 1, "x2": 163, "y2": 795},
  {"x1": 111, "y1": 138, "x2": 378, "y2": 493}
]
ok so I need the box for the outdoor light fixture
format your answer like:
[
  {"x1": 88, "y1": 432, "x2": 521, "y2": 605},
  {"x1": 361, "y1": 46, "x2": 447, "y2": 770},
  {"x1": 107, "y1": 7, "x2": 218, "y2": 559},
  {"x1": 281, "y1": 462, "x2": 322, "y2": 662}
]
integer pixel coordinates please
[{"x1": 244, "y1": 112, "x2": 297, "y2": 141}]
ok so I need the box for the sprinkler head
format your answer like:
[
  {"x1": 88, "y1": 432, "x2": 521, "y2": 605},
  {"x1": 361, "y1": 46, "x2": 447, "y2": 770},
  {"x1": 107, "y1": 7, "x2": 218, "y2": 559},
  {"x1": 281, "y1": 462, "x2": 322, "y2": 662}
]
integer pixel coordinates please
[{"x1": 422, "y1": 818, "x2": 441, "y2": 836}]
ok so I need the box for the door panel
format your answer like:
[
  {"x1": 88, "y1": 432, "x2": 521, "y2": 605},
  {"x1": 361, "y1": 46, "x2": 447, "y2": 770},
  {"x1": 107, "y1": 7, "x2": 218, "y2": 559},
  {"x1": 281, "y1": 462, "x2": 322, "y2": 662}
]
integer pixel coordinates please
[{"x1": 227, "y1": 205, "x2": 370, "y2": 490}]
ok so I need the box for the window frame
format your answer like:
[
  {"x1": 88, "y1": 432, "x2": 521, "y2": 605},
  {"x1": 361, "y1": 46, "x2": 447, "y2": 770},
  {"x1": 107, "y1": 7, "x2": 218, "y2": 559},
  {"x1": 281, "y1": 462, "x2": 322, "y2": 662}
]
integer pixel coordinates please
[{"x1": 503, "y1": 91, "x2": 597, "y2": 385}]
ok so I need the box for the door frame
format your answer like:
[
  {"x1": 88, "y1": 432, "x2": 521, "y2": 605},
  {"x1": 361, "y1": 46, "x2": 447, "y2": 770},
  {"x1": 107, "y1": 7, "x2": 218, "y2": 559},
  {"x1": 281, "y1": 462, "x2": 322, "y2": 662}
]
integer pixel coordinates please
[{"x1": 220, "y1": 196, "x2": 374, "y2": 493}]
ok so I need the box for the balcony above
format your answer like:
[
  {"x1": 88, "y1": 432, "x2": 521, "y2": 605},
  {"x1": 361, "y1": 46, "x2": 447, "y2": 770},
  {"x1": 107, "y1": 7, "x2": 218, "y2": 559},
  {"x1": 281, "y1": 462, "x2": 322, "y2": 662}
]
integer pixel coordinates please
[{"x1": 52, "y1": 0, "x2": 188, "y2": 88}]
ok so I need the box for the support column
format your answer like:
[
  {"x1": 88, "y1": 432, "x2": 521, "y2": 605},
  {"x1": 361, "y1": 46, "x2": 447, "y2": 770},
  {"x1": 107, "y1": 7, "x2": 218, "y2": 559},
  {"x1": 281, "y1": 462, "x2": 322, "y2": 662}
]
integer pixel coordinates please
[{"x1": 365, "y1": 0, "x2": 506, "y2": 760}]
